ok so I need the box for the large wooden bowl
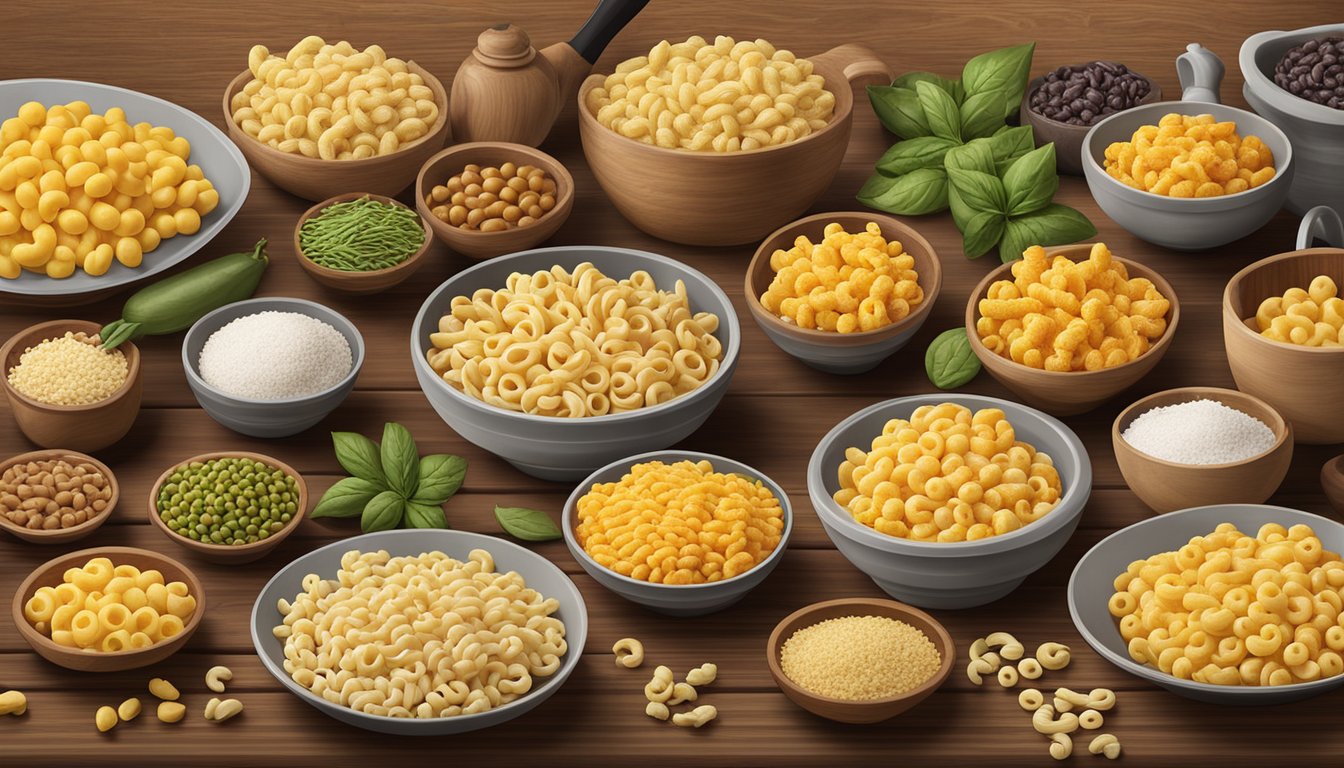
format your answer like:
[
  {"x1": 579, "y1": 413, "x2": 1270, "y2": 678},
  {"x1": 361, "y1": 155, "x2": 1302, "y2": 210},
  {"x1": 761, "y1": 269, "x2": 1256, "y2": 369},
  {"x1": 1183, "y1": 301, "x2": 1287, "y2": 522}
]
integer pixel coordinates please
[
  {"x1": 12, "y1": 546, "x2": 205, "y2": 672},
  {"x1": 294, "y1": 192, "x2": 433, "y2": 294},
  {"x1": 415, "y1": 142, "x2": 574, "y2": 260},
  {"x1": 147, "y1": 451, "x2": 309, "y2": 565},
  {"x1": 577, "y1": 43, "x2": 893, "y2": 246},
  {"x1": 0, "y1": 450, "x2": 118, "y2": 544},
  {"x1": 221, "y1": 62, "x2": 451, "y2": 202},
  {"x1": 1112, "y1": 387, "x2": 1292, "y2": 513},
  {"x1": 0, "y1": 319, "x2": 142, "y2": 453},
  {"x1": 964, "y1": 246, "x2": 1180, "y2": 416}
]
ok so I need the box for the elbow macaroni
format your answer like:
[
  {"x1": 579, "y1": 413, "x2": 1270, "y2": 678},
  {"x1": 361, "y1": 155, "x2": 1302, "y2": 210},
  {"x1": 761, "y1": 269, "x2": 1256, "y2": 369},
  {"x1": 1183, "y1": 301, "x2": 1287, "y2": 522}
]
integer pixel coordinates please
[
  {"x1": 1103, "y1": 113, "x2": 1276, "y2": 197},
  {"x1": 1253, "y1": 274, "x2": 1344, "y2": 347},
  {"x1": 22, "y1": 557, "x2": 196, "y2": 651}
]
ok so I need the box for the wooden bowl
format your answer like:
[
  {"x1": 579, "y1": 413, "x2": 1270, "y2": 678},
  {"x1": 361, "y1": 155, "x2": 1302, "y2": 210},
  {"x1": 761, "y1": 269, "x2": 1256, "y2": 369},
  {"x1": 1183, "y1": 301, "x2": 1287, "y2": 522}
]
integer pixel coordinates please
[
  {"x1": 1018, "y1": 63, "x2": 1161, "y2": 176},
  {"x1": 147, "y1": 451, "x2": 309, "y2": 564},
  {"x1": 1321, "y1": 454, "x2": 1344, "y2": 516},
  {"x1": 577, "y1": 43, "x2": 894, "y2": 246},
  {"x1": 0, "y1": 450, "x2": 118, "y2": 544},
  {"x1": 0, "y1": 319, "x2": 143, "y2": 453},
  {"x1": 294, "y1": 192, "x2": 432, "y2": 294},
  {"x1": 744, "y1": 212, "x2": 942, "y2": 374},
  {"x1": 12, "y1": 545, "x2": 205, "y2": 672},
  {"x1": 1224, "y1": 244, "x2": 1344, "y2": 444},
  {"x1": 415, "y1": 142, "x2": 574, "y2": 260},
  {"x1": 766, "y1": 597, "x2": 954, "y2": 723},
  {"x1": 221, "y1": 62, "x2": 451, "y2": 202},
  {"x1": 1112, "y1": 387, "x2": 1292, "y2": 513},
  {"x1": 964, "y1": 246, "x2": 1180, "y2": 416}
]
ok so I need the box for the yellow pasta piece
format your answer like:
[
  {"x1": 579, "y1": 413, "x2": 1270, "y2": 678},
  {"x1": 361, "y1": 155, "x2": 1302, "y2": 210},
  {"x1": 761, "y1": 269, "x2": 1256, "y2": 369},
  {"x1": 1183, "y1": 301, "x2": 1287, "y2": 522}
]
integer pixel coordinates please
[{"x1": 1102, "y1": 113, "x2": 1275, "y2": 196}]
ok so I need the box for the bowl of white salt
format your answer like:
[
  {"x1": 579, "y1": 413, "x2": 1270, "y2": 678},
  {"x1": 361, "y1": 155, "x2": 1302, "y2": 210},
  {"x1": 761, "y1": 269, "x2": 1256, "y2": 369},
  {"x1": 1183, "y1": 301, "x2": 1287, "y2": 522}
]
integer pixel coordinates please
[
  {"x1": 182, "y1": 297, "x2": 365, "y2": 438},
  {"x1": 1112, "y1": 386, "x2": 1293, "y2": 514}
]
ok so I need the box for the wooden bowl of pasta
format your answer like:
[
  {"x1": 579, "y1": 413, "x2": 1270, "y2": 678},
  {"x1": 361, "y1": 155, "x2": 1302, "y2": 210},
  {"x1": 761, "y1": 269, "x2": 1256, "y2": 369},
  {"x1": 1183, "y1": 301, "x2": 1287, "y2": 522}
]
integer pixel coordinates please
[
  {"x1": 12, "y1": 546, "x2": 205, "y2": 672},
  {"x1": 964, "y1": 244, "x2": 1180, "y2": 417}
]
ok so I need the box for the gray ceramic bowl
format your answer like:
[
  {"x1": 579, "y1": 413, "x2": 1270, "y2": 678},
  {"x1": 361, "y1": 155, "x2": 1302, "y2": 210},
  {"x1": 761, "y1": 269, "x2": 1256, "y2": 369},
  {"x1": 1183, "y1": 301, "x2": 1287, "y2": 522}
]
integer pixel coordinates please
[
  {"x1": 562, "y1": 450, "x2": 792, "y2": 616},
  {"x1": 1069, "y1": 503, "x2": 1344, "y2": 705},
  {"x1": 411, "y1": 246, "x2": 741, "y2": 481},
  {"x1": 1082, "y1": 44, "x2": 1294, "y2": 251},
  {"x1": 250, "y1": 529, "x2": 587, "y2": 734},
  {"x1": 808, "y1": 394, "x2": 1091, "y2": 610},
  {"x1": 1241, "y1": 24, "x2": 1344, "y2": 217},
  {"x1": 183, "y1": 297, "x2": 364, "y2": 438}
]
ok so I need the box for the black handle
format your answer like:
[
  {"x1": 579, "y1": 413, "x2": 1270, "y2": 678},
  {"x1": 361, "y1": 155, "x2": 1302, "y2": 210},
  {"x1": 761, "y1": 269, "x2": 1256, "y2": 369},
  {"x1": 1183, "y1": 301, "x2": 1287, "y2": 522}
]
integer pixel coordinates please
[{"x1": 568, "y1": 0, "x2": 649, "y2": 64}]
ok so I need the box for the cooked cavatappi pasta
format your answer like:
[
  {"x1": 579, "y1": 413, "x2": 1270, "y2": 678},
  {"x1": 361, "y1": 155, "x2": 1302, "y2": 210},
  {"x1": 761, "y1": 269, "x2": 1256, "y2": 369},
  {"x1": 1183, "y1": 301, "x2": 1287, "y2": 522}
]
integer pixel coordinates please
[
  {"x1": 426, "y1": 263, "x2": 723, "y2": 418},
  {"x1": 274, "y1": 548, "x2": 567, "y2": 719},
  {"x1": 834, "y1": 403, "x2": 1063, "y2": 542},
  {"x1": 1111, "y1": 523, "x2": 1344, "y2": 687},
  {"x1": 23, "y1": 557, "x2": 197, "y2": 652},
  {"x1": 584, "y1": 36, "x2": 835, "y2": 152}
]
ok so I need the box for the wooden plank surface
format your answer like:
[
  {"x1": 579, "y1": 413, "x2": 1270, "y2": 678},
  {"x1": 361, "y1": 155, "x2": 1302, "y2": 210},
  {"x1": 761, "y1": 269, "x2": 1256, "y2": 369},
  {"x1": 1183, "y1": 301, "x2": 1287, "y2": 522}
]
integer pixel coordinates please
[{"x1": 3, "y1": 1, "x2": 1341, "y2": 765}]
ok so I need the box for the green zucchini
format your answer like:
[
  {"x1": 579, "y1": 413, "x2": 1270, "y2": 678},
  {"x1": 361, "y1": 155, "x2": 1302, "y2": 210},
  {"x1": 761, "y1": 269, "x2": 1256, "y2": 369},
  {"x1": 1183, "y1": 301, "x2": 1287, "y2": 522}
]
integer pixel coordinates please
[{"x1": 100, "y1": 238, "x2": 269, "y2": 350}]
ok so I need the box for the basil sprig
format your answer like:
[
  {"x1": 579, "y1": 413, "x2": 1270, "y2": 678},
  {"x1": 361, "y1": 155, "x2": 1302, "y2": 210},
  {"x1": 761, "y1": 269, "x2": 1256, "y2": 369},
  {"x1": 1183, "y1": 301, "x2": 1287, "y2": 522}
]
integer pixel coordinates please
[{"x1": 925, "y1": 328, "x2": 982, "y2": 390}]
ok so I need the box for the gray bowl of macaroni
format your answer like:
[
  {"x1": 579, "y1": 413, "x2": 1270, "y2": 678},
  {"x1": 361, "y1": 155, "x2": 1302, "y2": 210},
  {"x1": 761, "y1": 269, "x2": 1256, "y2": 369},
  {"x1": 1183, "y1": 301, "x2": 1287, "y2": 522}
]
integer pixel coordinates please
[
  {"x1": 250, "y1": 529, "x2": 587, "y2": 734},
  {"x1": 411, "y1": 246, "x2": 741, "y2": 481},
  {"x1": 807, "y1": 394, "x2": 1091, "y2": 610},
  {"x1": 1069, "y1": 503, "x2": 1344, "y2": 705}
]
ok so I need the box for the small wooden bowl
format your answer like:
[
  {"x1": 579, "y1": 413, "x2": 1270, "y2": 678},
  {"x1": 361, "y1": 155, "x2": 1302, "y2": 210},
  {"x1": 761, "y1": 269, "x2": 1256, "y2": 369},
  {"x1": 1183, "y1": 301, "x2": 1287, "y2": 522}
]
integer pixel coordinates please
[
  {"x1": 745, "y1": 212, "x2": 942, "y2": 374},
  {"x1": 415, "y1": 142, "x2": 574, "y2": 260},
  {"x1": 1112, "y1": 387, "x2": 1292, "y2": 514},
  {"x1": 12, "y1": 545, "x2": 205, "y2": 672},
  {"x1": 1321, "y1": 454, "x2": 1344, "y2": 516},
  {"x1": 0, "y1": 319, "x2": 143, "y2": 453},
  {"x1": 294, "y1": 192, "x2": 433, "y2": 294},
  {"x1": 147, "y1": 451, "x2": 309, "y2": 564},
  {"x1": 221, "y1": 62, "x2": 451, "y2": 202},
  {"x1": 0, "y1": 450, "x2": 118, "y2": 544},
  {"x1": 1019, "y1": 63, "x2": 1161, "y2": 176},
  {"x1": 766, "y1": 597, "x2": 954, "y2": 723},
  {"x1": 964, "y1": 246, "x2": 1180, "y2": 416}
]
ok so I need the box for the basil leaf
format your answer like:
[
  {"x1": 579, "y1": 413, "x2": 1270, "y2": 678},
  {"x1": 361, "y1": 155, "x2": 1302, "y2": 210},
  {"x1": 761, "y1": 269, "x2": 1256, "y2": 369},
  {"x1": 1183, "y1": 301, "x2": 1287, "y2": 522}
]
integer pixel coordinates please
[
  {"x1": 876, "y1": 136, "x2": 959, "y2": 176},
  {"x1": 916, "y1": 81, "x2": 961, "y2": 142},
  {"x1": 311, "y1": 477, "x2": 383, "y2": 519},
  {"x1": 947, "y1": 185, "x2": 979, "y2": 233},
  {"x1": 412, "y1": 454, "x2": 467, "y2": 505},
  {"x1": 946, "y1": 167, "x2": 1008, "y2": 216},
  {"x1": 894, "y1": 72, "x2": 964, "y2": 103},
  {"x1": 925, "y1": 328, "x2": 983, "y2": 390},
  {"x1": 961, "y1": 42, "x2": 1036, "y2": 118},
  {"x1": 1003, "y1": 144, "x2": 1060, "y2": 216},
  {"x1": 867, "y1": 86, "x2": 929, "y2": 139},
  {"x1": 1000, "y1": 204, "x2": 1097, "y2": 263},
  {"x1": 959, "y1": 91, "x2": 1007, "y2": 140},
  {"x1": 404, "y1": 500, "x2": 448, "y2": 529},
  {"x1": 857, "y1": 168, "x2": 949, "y2": 215},
  {"x1": 989, "y1": 125, "x2": 1037, "y2": 174},
  {"x1": 962, "y1": 210, "x2": 1007, "y2": 259},
  {"x1": 944, "y1": 139, "x2": 997, "y2": 175},
  {"x1": 361, "y1": 490, "x2": 405, "y2": 533},
  {"x1": 495, "y1": 506, "x2": 563, "y2": 542},
  {"x1": 380, "y1": 422, "x2": 419, "y2": 498},
  {"x1": 332, "y1": 432, "x2": 385, "y2": 486}
]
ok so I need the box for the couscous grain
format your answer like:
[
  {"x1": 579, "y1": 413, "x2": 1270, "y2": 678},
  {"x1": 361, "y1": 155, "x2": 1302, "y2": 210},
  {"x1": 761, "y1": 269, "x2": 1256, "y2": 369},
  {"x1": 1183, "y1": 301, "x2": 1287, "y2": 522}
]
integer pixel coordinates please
[
  {"x1": 6, "y1": 332, "x2": 127, "y2": 406},
  {"x1": 779, "y1": 615, "x2": 941, "y2": 700}
]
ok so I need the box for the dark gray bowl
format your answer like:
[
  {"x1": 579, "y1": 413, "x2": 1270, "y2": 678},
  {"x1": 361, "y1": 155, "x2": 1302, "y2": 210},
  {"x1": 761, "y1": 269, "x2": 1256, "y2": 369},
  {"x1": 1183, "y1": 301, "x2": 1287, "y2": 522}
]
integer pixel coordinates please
[
  {"x1": 250, "y1": 529, "x2": 587, "y2": 734},
  {"x1": 411, "y1": 246, "x2": 741, "y2": 481},
  {"x1": 182, "y1": 297, "x2": 364, "y2": 438},
  {"x1": 1069, "y1": 503, "x2": 1344, "y2": 705},
  {"x1": 562, "y1": 450, "x2": 792, "y2": 616},
  {"x1": 808, "y1": 394, "x2": 1091, "y2": 609}
]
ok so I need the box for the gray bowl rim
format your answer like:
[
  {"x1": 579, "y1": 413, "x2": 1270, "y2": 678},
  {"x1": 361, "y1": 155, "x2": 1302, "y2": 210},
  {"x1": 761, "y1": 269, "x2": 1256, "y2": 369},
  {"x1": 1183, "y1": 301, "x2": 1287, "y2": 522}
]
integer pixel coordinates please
[
  {"x1": 808, "y1": 393, "x2": 1092, "y2": 557},
  {"x1": 410, "y1": 245, "x2": 742, "y2": 424},
  {"x1": 249, "y1": 528, "x2": 588, "y2": 728},
  {"x1": 1081, "y1": 99, "x2": 1295, "y2": 210},
  {"x1": 0, "y1": 78, "x2": 250, "y2": 298},
  {"x1": 560, "y1": 449, "x2": 793, "y2": 591},
  {"x1": 182, "y1": 296, "x2": 366, "y2": 406},
  {"x1": 1240, "y1": 23, "x2": 1344, "y2": 126},
  {"x1": 1068, "y1": 503, "x2": 1344, "y2": 698}
]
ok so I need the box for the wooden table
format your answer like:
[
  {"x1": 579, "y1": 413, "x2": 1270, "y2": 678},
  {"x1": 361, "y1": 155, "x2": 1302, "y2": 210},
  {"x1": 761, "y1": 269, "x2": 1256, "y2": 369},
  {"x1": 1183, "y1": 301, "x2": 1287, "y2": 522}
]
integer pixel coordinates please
[{"x1": 3, "y1": 2, "x2": 1341, "y2": 764}]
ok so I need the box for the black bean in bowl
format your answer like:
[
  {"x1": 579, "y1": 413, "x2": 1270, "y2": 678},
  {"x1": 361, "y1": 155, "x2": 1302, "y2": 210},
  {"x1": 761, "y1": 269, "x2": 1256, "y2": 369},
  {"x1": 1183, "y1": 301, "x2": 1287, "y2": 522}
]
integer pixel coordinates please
[
  {"x1": 1029, "y1": 61, "x2": 1151, "y2": 126},
  {"x1": 1274, "y1": 37, "x2": 1344, "y2": 110}
]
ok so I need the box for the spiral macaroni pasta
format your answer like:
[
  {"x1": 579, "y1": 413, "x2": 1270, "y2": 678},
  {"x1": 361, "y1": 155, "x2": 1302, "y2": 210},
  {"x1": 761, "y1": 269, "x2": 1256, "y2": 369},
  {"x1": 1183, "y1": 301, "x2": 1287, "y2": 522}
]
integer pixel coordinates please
[
  {"x1": 22, "y1": 557, "x2": 196, "y2": 651},
  {"x1": 426, "y1": 262, "x2": 723, "y2": 418}
]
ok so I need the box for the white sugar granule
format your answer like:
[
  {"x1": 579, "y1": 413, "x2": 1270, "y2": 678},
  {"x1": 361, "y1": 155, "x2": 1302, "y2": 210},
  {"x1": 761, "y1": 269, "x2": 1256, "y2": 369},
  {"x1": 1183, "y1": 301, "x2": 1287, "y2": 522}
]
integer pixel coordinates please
[
  {"x1": 1122, "y1": 399, "x2": 1276, "y2": 465},
  {"x1": 199, "y1": 311, "x2": 352, "y2": 400}
]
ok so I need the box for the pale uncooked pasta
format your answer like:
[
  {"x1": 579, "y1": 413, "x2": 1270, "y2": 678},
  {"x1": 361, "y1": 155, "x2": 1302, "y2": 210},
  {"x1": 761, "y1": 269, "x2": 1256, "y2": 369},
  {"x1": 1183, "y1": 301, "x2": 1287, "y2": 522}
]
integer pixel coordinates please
[
  {"x1": 425, "y1": 262, "x2": 723, "y2": 418},
  {"x1": 273, "y1": 548, "x2": 567, "y2": 719}
]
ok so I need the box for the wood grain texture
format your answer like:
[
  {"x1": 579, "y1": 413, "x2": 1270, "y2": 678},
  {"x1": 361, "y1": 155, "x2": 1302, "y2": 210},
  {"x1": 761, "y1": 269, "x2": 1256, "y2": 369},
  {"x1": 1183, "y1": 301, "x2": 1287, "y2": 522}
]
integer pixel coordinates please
[{"x1": 1, "y1": 0, "x2": 1340, "y2": 764}]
